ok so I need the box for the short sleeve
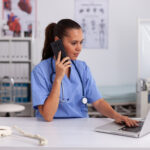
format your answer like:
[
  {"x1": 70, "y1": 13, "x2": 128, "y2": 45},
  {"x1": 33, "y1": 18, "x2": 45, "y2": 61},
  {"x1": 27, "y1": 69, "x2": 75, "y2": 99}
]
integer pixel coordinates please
[
  {"x1": 83, "y1": 63, "x2": 102, "y2": 103},
  {"x1": 31, "y1": 66, "x2": 50, "y2": 109}
]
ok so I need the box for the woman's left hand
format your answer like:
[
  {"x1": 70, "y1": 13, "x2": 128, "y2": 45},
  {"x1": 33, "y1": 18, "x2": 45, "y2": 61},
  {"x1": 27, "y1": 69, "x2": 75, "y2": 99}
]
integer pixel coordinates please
[{"x1": 114, "y1": 114, "x2": 139, "y2": 127}]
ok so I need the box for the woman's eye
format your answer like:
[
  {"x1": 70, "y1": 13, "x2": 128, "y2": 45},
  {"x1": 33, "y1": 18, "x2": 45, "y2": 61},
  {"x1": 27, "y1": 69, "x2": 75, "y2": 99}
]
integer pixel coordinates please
[{"x1": 71, "y1": 42, "x2": 76, "y2": 45}]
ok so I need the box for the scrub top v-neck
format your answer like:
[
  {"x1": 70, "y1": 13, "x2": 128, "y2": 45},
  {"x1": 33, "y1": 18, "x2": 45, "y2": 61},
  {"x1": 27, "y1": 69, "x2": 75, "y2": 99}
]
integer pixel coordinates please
[{"x1": 31, "y1": 58, "x2": 102, "y2": 119}]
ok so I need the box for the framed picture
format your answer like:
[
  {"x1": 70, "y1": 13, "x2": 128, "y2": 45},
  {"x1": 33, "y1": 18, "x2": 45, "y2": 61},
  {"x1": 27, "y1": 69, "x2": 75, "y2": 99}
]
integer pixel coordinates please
[{"x1": 1, "y1": 0, "x2": 37, "y2": 38}]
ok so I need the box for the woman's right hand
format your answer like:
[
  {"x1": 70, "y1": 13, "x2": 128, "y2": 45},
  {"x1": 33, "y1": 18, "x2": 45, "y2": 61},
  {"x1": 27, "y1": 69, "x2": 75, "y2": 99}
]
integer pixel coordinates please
[{"x1": 55, "y1": 51, "x2": 71, "y2": 82}]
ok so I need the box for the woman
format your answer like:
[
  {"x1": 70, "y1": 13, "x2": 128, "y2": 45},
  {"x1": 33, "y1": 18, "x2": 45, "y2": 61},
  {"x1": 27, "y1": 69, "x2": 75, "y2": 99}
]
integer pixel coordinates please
[{"x1": 31, "y1": 19, "x2": 138, "y2": 126}]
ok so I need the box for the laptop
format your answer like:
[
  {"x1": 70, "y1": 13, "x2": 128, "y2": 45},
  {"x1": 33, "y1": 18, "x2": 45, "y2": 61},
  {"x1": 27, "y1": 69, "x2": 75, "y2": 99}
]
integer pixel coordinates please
[{"x1": 95, "y1": 110, "x2": 150, "y2": 138}]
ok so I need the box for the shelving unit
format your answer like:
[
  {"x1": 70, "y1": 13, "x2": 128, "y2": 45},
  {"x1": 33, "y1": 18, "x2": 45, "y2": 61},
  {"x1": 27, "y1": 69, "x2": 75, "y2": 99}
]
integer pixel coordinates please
[{"x1": 0, "y1": 38, "x2": 34, "y2": 116}]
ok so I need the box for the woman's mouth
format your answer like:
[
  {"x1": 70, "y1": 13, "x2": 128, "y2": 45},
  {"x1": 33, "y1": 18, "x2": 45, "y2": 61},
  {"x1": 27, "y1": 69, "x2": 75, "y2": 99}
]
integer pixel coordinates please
[{"x1": 74, "y1": 53, "x2": 79, "y2": 57}]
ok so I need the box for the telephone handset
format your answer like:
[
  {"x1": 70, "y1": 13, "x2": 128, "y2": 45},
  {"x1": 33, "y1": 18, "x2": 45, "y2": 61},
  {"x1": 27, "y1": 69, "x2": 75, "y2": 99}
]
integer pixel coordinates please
[{"x1": 50, "y1": 39, "x2": 67, "y2": 61}]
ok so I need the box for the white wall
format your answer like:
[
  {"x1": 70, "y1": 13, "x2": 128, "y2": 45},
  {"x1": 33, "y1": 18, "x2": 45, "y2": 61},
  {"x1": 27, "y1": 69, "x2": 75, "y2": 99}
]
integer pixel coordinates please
[{"x1": 1, "y1": 0, "x2": 150, "y2": 86}]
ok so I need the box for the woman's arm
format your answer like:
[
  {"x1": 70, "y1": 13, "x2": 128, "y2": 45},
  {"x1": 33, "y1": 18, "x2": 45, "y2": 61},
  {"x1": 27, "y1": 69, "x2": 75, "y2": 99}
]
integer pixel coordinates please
[
  {"x1": 38, "y1": 52, "x2": 71, "y2": 122},
  {"x1": 92, "y1": 98, "x2": 138, "y2": 127},
  {"x1": 38, "y1": 78, "x2": 61, "y2": 122}
]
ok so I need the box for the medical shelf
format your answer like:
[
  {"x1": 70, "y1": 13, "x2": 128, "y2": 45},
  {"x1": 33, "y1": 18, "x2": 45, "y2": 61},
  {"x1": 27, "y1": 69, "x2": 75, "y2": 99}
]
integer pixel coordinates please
[{"x1": 0, "y1": 38, "x2": 34, "y2": 117}]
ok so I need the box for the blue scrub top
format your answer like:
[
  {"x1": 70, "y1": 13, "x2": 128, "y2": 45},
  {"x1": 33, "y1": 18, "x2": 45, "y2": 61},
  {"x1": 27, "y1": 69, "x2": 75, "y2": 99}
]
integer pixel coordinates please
[{"x1": 31, "y1": 58, "x2": 102, "y2": 119}]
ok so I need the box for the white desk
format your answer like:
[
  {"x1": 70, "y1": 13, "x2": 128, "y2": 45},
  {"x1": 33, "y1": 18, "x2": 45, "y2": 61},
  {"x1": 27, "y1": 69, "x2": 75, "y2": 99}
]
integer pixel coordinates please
[{"x1": 0, "y1": 117, "x2": 150, "y2": 150}]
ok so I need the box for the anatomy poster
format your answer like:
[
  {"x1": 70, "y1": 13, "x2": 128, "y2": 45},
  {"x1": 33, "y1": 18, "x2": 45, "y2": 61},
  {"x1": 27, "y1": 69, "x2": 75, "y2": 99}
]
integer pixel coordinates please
[
  {"x1": 2, "y1": 0, "x2": 36, "y2": 37},
  {"x1": 75, "y1": 0, "x2": 108, "y2": 49}
]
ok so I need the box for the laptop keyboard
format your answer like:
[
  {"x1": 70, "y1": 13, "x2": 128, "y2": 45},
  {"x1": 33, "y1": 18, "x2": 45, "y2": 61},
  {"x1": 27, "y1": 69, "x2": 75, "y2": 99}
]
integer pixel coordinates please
[{"x1": 120, "y1": 121, "x2": 144, "y2": 132}]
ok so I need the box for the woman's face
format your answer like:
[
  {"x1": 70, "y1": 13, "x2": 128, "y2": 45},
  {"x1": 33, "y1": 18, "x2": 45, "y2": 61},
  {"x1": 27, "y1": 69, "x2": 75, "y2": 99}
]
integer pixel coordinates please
[{"x1": 62, "y1": 28, "x2": 83, "y2": 60}]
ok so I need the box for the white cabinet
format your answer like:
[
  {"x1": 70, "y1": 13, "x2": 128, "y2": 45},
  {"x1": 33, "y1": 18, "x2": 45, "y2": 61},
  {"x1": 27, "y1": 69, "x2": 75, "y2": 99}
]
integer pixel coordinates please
[{"x1": 0, "y1": 38, "x2": 34, "y2": 116}]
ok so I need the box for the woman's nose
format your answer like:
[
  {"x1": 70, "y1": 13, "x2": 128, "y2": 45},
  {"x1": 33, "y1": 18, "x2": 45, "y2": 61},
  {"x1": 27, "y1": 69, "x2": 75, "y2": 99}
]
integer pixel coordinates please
[{"x1": 76, "y1": 43, "x2": 82, "y2": 51}]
